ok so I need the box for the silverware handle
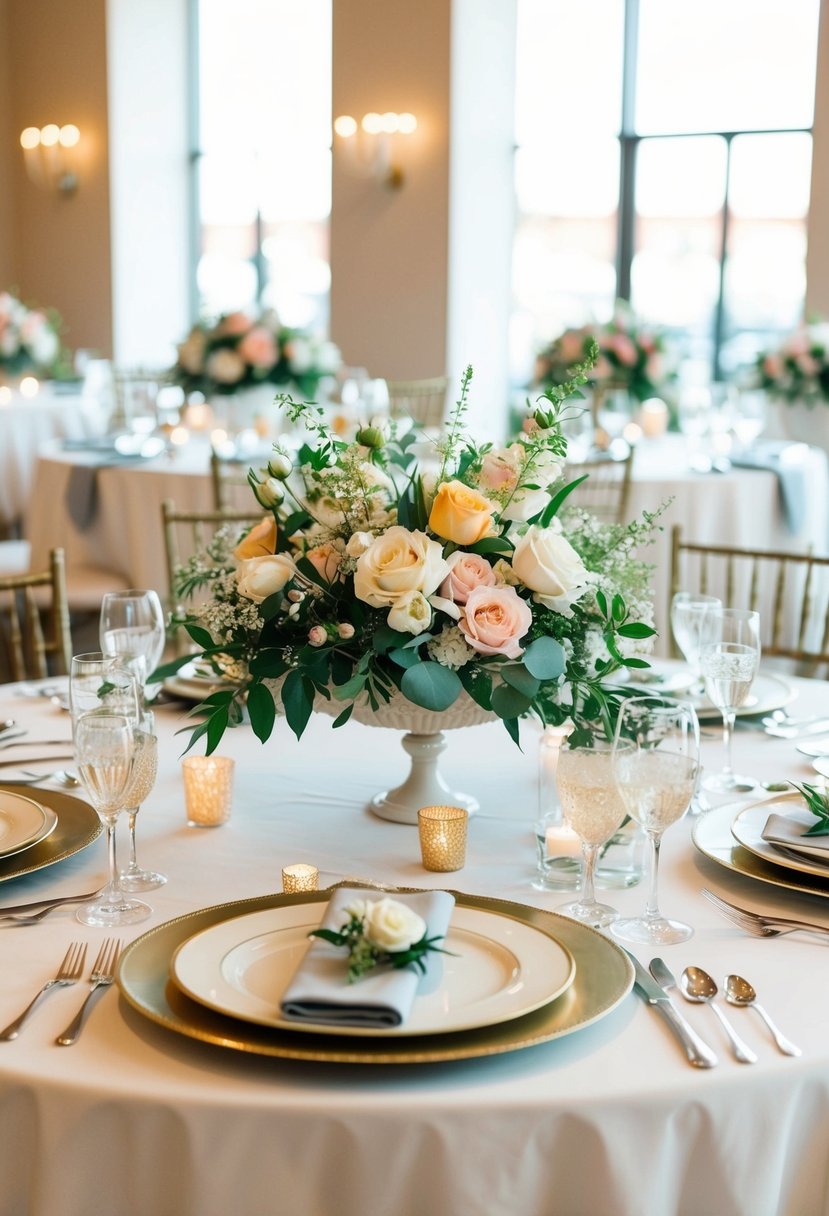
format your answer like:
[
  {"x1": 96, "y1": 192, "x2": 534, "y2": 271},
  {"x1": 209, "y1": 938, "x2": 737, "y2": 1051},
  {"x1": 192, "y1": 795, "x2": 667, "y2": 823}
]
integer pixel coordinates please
[
  {"x1": 767, "y1": 917, "x2": 829, "y2": 938},
  {"x1": 710, "y1": 1003, "x2": 758, "y2": 1064},
  {"x1": 0, "y1": 980, "x2": 58, "y2": 1041},
  {"x1": 0, "y1": 889, "x2": 103, "y2": 919},
  {"x1": 55, "y1": 982, "x2": 107, "y2": 1047},
  {"x1": 752, "y1": 1003, "x2": 802, "y2": 1057},
  {"x1": 656, "y1": 1000, "x2": 718, "y2": 1068}
]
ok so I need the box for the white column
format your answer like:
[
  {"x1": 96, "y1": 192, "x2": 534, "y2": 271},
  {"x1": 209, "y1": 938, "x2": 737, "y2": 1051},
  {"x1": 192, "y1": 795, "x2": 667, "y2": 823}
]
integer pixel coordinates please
[{"x1": 807, "y1": 0, "x2": 829, "y2": 317}]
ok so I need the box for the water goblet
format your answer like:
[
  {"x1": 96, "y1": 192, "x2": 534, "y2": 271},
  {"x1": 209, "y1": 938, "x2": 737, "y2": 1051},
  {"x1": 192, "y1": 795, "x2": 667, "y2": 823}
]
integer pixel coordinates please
[
  {"x1": 610, "y1": 696, "x2": 700, "y2": 946},
  {"x1": 699, "y1": 607, "x2": 761, "y2": 793},
  {"x1": 119, "y1": 715, "x2": 166, "y2": 892},
  {"x1": 69, "y1": 653, "x2": 141, "y2": 737},
  {"x1": 555, "y1": 739, "x2": 632, "y2": 928},
  {"x1": 670, "y1": 592, "x2": 722, "y2": 695},
  {"x1": 99, "y1": 589, "x2": 166, "y2": 692},
  {"x1": 73, "y1": 710, "x2": 151, "y2": 927}
]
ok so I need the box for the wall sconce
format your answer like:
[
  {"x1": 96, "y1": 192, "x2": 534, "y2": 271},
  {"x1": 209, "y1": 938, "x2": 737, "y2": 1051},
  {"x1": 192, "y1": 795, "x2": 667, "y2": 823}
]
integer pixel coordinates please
[
  {"x1": 333, "y1": 111, "x2": 417, "y2": 190},
  {"x1": 20, "y1": 124, "x2": 81, "y2": 196}
]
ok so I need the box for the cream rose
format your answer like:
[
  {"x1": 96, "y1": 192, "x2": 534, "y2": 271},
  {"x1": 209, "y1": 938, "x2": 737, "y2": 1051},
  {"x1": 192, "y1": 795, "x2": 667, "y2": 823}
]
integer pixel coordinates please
[
  {"x1": 206, "y1": 347, "x2": 245, "y2": 385},
  {"x1": 233, "y1": 516, "x2": 277, "y2": 561},
  {"x1": 458, "y1": 585, "x2": 532, "y2": 659},
  {"x1": 428, "y1": 480, "x2": 496, "y2": 545},
  {"x1": 354, "y1": 526, "x2": 448, "y2": 608},
  {"x1": 439, "y1": 550, "x2": 497, "y2": 606},
  {"x1": 306, "y1": 541, "x2": 343, "y2": 583},
  {"x1": 236, "y1": 553, "x2": 296, "y2": 602},
  {"x1": 387, "y1": 590, "x2": 432, "y2": 635},
  {"x1": 363, "y1": 898, "x2": 426, "y2": 953},
  {"x1": 511, "y1": 525, "x2": 590, "y2": 615}
]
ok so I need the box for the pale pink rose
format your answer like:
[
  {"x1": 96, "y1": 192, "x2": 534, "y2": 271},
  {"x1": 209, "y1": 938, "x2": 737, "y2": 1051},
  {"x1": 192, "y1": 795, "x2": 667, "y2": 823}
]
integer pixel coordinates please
[
  {"x1": 610, "y1": 333, "x2": 638, "y2": 367},
  {"x1": 458, "y1": 585, "x2": 532, "y2": 659},
  {"x1": 592, "y1": 355, "x2": 613, "y2": 382},
  {"x1": 238, "y1": 326, "x2": 277, "y2": 369},
  {"x1": 439, "y1": 551, "x2": 497, "y2": 607},
  {"x1": 522, "y1": 416, "x2": 539, "y2": 436},
  {"x1": 219, "y1": 311, "x2": 252, "y2": 337},
  {"x1": 645, "y1": 353, "x2": 664, "y2": 383},
  {"x1": 797, "y1": 353, "x2": 820, "y2": 377},
  {"x1": 763, "y1": 353, "x2": 783, "y2": 380},
  {"x1": 558, "y1": 331, "x2": 584, "y2": 364},
  {"x1": 639, "y1": 333, "x2": 656, "y2": 354},
  {"x1": 478, "y1": 450, "x2": 518, "y2": 493},
  {"x1": 306, "y1": 541, "x2": 343, "y2": 583},
  {"x1": 784, "y1": 332, "x2": 809, "y2": 358},
  {"x1": 308, "y1": 625, "x2": 327, "y2": 647}
]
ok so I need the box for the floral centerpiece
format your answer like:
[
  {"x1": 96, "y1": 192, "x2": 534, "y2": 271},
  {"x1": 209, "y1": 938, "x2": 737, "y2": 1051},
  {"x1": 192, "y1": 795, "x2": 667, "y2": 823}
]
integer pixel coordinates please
[
  {"x1": 0, "y1": 290, "x2": 63, "y2": 379},
  {"x1": 156, "y1": 346, "x2": 658, "y2": 763},
  {"x1": 172, "y1": 309, "x2": 341, "y2": 401},
  {"x1": 756, "y1": 323, "x2": 829, "y2": 406},
  {"x1": 534, "y1": 302, "x2": 670, "y2": 403}
]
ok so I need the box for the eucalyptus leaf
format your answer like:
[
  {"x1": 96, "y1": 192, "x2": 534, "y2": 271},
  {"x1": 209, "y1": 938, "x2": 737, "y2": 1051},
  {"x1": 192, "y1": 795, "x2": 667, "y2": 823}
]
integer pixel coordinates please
[
  {"x1": 491, "y1": 683, "x2": 532, "y2": 720},
  {"x1": 523, "y1": 637, "x2": 565, "y2": 680},
  {"x1": 400, "y1": 662, "x2": 462, "y2": 711},
  {"x1": 500, "y1": 665, "x2": 541, "y2": 698}
]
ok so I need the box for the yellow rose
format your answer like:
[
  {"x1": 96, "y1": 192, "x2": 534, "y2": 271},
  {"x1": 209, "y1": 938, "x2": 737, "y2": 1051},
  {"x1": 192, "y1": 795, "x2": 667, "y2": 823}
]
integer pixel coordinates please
[
  {"x1": 234, "y1": 516, "x2": 277, "y2": 560},
  {"x1": 428, "y1": 480, "x2": 496, "y2": 546}
]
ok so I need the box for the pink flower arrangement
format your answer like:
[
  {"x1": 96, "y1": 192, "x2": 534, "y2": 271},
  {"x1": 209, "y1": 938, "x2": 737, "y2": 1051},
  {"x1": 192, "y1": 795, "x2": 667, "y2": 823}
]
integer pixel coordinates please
[{"x1": 757, "y1": 324, "x2": 829, "y2": 405}]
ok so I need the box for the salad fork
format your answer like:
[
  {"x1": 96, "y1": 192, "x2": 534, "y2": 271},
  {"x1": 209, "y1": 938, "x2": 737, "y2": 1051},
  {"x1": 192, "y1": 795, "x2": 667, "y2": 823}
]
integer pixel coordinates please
[
  {"x1": 0, "y1": 941, "x2": 87, "y2": 1040},
  {"x1": 56, "y1": 938, "x2": 121, "y2": 1046},
  {"x1": 702, "y1": 888, "x2": 829, "y2": 939}
]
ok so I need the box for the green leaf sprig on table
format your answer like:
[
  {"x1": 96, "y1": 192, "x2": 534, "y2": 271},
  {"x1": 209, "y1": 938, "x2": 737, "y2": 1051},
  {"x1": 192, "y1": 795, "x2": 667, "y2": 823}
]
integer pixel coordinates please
[{"x1": 790, "y1": 781, "x2": 829, "y2": 836}]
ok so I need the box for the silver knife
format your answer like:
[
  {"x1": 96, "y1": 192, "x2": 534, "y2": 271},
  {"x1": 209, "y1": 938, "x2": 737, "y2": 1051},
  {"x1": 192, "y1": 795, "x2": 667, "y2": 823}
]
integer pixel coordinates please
[
  {"x1": 628, "y1": 954, "x2": 718, "y2": 1068},
  {"x1": 0, "y1": 887, "x2": 104, "y2": 918},
  {"x1": 0, "y1": 738, "x2": 71, "y2": 751},
  {"x1": 0, "y1": 754, "x2": 73, "y2": 769}
]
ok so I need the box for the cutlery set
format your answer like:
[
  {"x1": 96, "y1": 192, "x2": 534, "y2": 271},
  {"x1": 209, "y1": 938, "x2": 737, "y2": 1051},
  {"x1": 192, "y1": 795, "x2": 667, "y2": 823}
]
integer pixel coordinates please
[
  {"x1": 632, "y1": 954, "x2": 800, "y2": 1067},
  {"x1": 0, "y1": 938, "x2": 121, "y2": 1044}
]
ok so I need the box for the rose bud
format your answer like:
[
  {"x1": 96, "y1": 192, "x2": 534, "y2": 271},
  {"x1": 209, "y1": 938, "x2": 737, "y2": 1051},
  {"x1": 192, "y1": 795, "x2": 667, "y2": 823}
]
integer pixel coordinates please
[
  {"x1": 267, "y1": 452, "x2": 292, "y2": 479},
  {"x1": 253, "y1": 477, "x2": 284, "y2": 508},
  {"x1": 337, "y1": 621, "x2": 356, "y2": 640},
  {"x1": 308, "y1": 625, "x2": 328, "y2": 647},
  {"x1": 355, "y1": 424, "x2": 385, "y2": 450}
]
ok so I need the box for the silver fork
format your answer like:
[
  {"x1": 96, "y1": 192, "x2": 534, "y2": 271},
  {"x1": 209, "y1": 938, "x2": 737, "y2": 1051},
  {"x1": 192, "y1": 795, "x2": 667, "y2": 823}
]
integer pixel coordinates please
[
  {"x1": 702, "y1": 888, "x2": 829, "y2": 939},
  {"x1": 0, "y1": 941, "x2": 87, "y2": 1040},
  {"x1": 55, "y1": 938, "x2": 121, "y2": 1046}
]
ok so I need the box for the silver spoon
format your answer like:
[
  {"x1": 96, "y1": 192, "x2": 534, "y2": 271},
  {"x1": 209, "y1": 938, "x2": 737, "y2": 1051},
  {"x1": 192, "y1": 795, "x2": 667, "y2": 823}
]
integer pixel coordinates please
[
  {"x1": 23, "y1": 770, "x2": 80, "y2": 788},
  {"x1": 724, "y1": 975, "x2": 802, "y2": 1057},
  {"x1": 680, "y1": 966, "x2": 758, "y2": 1063}
]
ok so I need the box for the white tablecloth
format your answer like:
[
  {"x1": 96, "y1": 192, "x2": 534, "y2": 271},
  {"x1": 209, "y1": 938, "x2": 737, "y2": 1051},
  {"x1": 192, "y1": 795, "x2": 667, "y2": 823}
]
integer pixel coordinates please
[
  {"x1": 0, "y1": 385, "x2": 87, "y2": 528},
  {"x1": 1, "y1": 674, "x2": 829, "y2": 1215}
]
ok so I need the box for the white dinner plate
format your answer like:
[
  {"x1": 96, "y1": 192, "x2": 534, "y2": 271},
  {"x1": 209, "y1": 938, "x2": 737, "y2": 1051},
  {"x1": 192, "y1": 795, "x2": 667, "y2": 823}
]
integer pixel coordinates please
[
  {"x1": 0, "y1": 791, "x2": 58, "y2": 858},
  {"x1": 812, "y1": 757, "x2": 829, "y2": 781},
  {"x1": 730, "y1": 794, "x2": 829, "y2": 878},
  {"x1": 796, "y1": 737, "x2": 829, "y2": 758},
  {"x1": 163, "y1": 661, "x2": 239, "y2": 702},
  {"x1": 171, "y1": 902, "x2": 577, "y2": 1038}
]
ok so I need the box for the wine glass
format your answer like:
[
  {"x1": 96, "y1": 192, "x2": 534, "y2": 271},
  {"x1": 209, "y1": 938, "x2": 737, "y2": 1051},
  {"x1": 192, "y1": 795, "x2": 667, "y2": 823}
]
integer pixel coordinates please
[
  {"x1": 699, "y1": 607, "x2": 761, "y2": 793},
  {"x1": 69, "y1": 653, "x2": 141, "y2": 737},
  {"x1": 670, "y1": 592, "x2": 722, "y2": 695},
  {"x1": 555, "y1": 739, "x2": 632, "y2": 928},
  {"x1": 119, "y1": 714, "x2": 166, "y2": 892},
  {"x1": 99, "y1": 589, "x2": 166, "y2": 692},
  {"x1": 610, "y1": 696, "x2": 700, "y2": 946},
  {"x1": 73, "y1": 710, "x2": 151, "y2": 926}
]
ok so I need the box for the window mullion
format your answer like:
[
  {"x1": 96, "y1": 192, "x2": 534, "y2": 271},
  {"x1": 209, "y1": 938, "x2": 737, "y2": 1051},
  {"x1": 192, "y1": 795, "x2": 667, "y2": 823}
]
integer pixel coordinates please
[
  {"x1": 616, "y1": 0, "x2": 640, "y2": 302},
  {"x1": 712, "y1": 134, "x2": 733, "y2": 381}
]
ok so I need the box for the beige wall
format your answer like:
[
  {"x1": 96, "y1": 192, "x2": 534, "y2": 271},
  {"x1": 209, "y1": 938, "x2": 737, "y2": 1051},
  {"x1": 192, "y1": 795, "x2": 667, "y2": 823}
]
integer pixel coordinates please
[
  {"x1": 0, "y1": 0, "x2": 14, "y2": 286},
  {"x1": 330, "y1": 0, "x2": 451, "y2": 380},
  {"x1": 4, "y1": 0, "x2": 112, "y2": 355},
  {"x1": 808, "y1": 0, "x2": 829, "y2": 318}
]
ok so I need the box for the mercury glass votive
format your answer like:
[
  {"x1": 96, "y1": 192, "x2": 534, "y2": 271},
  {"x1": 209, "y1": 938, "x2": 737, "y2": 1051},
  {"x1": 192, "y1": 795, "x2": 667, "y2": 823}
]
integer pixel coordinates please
[
  {"x1": 418, "y1": 805, "x2": 468, "y2": 872},
  {"x1": 281, "y1": 863, "x2": 319, "y2": 893},
  {"x1": 182, "y1": 755, "x2": 234, "y2": 827}
]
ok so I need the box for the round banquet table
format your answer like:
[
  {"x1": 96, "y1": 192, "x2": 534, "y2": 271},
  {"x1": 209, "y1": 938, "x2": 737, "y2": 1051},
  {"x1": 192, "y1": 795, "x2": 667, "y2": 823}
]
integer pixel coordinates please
[
  {"x1": 1, "y1": 674, "x2": 829, "y2": 1216},
  {"x1": 0, "y1": 384, "x2": 88, "y2": 531}
]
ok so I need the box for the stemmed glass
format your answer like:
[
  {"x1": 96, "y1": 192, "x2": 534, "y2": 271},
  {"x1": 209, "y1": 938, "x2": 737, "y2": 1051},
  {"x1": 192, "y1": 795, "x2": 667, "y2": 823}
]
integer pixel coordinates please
[
  {"x1": 555, "y1": 739, "x2": 633, "y2": 928},
  {"x1": 73, "y1": 710, "x2": 151, "y2": 926},
  {"x1": 670, "y1": 592, "x2": 722, "y2": 695},
  {"x1": 69, "y1": 653, "x2": 141, "y2": 736},
  {"x1": 699, "y1": 607, "x2": 761, "y2": 793},
  {"x1": 119, "y1": 714, "x2": 166, "y2": 892},
  {"x1": 610, "y1": 696, "x2": 700, "y2": 946},
  {"x1": 99, "y1": 589, "x2": 166, "y2": 692}
]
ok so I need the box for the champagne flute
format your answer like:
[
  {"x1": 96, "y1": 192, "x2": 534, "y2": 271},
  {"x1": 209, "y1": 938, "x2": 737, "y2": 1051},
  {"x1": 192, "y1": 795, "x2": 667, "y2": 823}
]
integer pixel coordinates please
[
  {"x1": 699, "y1": 608, "x2": 761, "y2": 793},
  {"x1": 555, "y1": 739, "x2": 632, "y2": 928},
  {"x1": 610, "y1": 696, "x2": 700, "y2": 946},
  {"x1": 73, "y1": 710, "x2": 151, "y2": 927},
  {"x1": 99, "y1": 589, "x2": 166, "y2": 693},
  {"x1": 670, "y1": 592, "x2": 721, "y2": 695},
  {"x1": 119, "y1": 714, "x2": 166, "y2": 892},
  {"x1": 69, "y1": 653, "x2": 141, "y2": 738}
]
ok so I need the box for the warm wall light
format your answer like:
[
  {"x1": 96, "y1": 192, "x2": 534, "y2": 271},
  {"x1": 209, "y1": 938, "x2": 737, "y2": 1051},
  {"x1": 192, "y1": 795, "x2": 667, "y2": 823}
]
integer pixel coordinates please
[
  {"x1": 333, "y1": 111, "x2": 417, "y2": 189},
  {"x1": 20, "y1": 124, "x2": 81, "y2": 195}
]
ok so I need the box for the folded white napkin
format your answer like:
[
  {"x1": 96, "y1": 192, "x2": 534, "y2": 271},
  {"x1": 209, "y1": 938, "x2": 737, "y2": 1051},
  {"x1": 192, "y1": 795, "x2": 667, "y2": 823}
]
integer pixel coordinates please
[
  {"x1": 762, "y1": 811, "x2": 829, "y2": 863},
  {"x1": 280, "y1": 887, "x2": 455, "y2": 1029}
]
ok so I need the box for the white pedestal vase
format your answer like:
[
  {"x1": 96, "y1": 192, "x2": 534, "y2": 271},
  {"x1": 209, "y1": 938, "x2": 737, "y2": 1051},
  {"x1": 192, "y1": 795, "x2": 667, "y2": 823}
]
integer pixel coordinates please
[{"x1": 776, "y1": 399, "x2": 829, "y2": 453}]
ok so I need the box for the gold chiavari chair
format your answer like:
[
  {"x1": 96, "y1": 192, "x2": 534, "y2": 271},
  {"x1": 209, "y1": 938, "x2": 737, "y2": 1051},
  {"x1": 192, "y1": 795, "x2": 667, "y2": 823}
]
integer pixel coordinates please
[
  {"x1": 387, "y1": 377, "x2": 449, "y2": 429},
  {"x1": 0, "y1": 548, "x2": 72, "y2": 682},
  {"x1": 564, "y1": 446, "x2": 635, "y2": 525},
  {"x1": 669, "y1": 526, "x2": 829, "y2": 670},
  {"x1": 210, "y1": 450, "x2": 256, "y2": 511}
]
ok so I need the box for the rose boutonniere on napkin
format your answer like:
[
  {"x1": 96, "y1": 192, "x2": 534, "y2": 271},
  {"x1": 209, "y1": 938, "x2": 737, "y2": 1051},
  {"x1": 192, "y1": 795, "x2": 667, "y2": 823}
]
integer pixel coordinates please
[
  {"x1": 789, "y1": 781, "x2": 829, "y2": 835},
  {"x1": 310, "y1": 895, "x2": 452, "y2": 982}
]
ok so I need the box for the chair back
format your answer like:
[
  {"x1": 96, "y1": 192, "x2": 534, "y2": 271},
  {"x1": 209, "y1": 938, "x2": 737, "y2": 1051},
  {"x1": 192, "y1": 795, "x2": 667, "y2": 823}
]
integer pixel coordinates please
[
  {"x1": 564, "y1": 446, "x2": 635, "y2": 524},
  {"x1": 161, "y1": 501, "x2": 264, "y2": 613},
  {"x1": 387, "y1": 377, "x2": 449, "y2": 429},
  {"x1": 669, "y1": 526, "x2": 829, "y2": 669},
  {"x1": 210, "y1": 451, "x2": 256, "y2": 511},
  {"x1": 0, "y1": 548, "x2": 72, "y2": 681}
]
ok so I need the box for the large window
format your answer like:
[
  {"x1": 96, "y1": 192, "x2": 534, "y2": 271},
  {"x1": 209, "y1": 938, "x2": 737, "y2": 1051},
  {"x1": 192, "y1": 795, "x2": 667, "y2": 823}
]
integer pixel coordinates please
[
  {"x1": 512, "y1": 0, "x2": 821, "y2": 381},
  {"x1": 193, "y1": 0, "x2": 332, "y2": 329}
]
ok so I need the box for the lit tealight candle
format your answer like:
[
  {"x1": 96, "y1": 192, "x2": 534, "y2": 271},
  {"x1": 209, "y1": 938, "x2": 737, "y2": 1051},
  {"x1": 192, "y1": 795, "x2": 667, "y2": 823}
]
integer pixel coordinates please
[
  {"x1": 169, "y1": 425, "x2": 190, "y2": 447},
  {"x1": 282, "y1": 863, "x2": 320, "y2": 893},
  {"x1": 182, "y1": 755, "x2": 234, "y2": 827},
  {"x1": 545, "y1": 824, "x2": 582, "y2": 859},
  {"x1": 183, "y1": 401, "x2": 215, "y2": 431},
  {"x1": 418, "y1": 805, "x2": 468, "y2": 872},
  {"x1": 19, "y1": 376, "x2": 39, "y2": 398},
  {"x1": 638, "y1": 398, "x2": 668, "y2": 438}
]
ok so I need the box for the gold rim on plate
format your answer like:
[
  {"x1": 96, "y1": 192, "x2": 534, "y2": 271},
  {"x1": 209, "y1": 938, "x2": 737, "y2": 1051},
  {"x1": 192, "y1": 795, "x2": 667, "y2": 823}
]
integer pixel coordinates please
[
  {"x1": 0, "y1": 784, "x2": 101, "y2": 883},
  {"x1": 117, "y1": 888, "x2": 635, "y2": 1065},
  {"x1": 692, "y1": 801, "x2": 829, "y2": 899}
]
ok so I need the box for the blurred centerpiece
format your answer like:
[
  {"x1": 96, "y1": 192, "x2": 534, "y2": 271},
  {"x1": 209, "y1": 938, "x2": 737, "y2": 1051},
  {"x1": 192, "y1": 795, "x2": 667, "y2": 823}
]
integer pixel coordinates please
[
  {"x1": 756, "y1": 322, "x2": 829, "y2": 449},
  {"x1": 0, "y1": 290, "x2": 65, "y2": 383},
  {"x1": 156, "y1": 345, "x2": 657, "y2": 823}
]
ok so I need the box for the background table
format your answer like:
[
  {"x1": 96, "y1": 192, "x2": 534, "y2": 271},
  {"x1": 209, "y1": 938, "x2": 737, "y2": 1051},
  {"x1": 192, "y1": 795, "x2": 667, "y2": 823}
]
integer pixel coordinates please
[
  {"x1": 1, "y1": 673, "x2": 829, "y2": 1215},
  {"x1": 0, "y1": 384, "x2": 87, "y2": 532}
]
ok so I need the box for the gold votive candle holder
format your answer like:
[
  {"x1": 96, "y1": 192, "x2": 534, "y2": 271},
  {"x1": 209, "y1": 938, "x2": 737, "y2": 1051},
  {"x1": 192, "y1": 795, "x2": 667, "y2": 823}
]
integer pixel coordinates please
[
  {"x1": 282, "y1": 863, "x2": 319, "y2": 893},
  {"x1": 182, "y1": 755, "x2": 234, "y2": 827},
  {"x1": 418, "y1": 805, "x2": 468, "y2": 872}
]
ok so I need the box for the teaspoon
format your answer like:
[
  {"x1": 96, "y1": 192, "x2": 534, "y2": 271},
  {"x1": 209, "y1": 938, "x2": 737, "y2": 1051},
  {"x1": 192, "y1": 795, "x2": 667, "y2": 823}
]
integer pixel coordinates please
[
  {"x1": 724, "y1": 975, "x2": 801, "y2": 1057},
  {"x1": 680, "y1": 966, "x2": 758, "y2": 1064}
]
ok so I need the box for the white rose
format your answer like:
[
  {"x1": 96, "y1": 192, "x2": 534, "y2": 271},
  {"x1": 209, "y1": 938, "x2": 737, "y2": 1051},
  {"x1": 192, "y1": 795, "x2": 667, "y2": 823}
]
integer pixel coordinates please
[
  {"x1": 236, "y1": 553, "x2": 296, "y2": 602},
  {"x1": 29, "y1": 326, "x2": 59, "y2": 366},
  {"x1": 344, "y1": 898, "x2": 372, "y2": 924},
  {"x1": 286, "y1": 337, "x2": 312, "y2": 372},
  {"x1": 499, "y1": 486, "x2": 551, "y2": 523},
  {"x1": 346, "y1": 531, "x2": 374, "y2": 558},
  {"x1": 206, "y1": 348, "x2": 245, "y2": 385},
  {"x1": 387, "y1": 590, "x2": 432, "y2": 635},
  {"x1": 511, "y1": 525, "x2": 590, "y2": 616},
  {"x1": 354, "y1": 526, "x2": 449, "y2": 608},
  {"x1": 364, "y1": 898, "x2": 427, "y2": 953}
]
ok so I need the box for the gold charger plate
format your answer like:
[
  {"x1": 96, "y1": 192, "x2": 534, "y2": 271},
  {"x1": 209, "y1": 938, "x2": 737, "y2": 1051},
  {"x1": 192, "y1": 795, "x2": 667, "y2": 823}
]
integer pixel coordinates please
[
  {"x1": 692, "y1": 801, "x2": 829, "y2": 899},
  {"x1": 0, "y1": 785, "x2": 101, "y2": 883},
  {"x1": 117, "y1": 889, "x2": 634, "y2": 1065}
]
